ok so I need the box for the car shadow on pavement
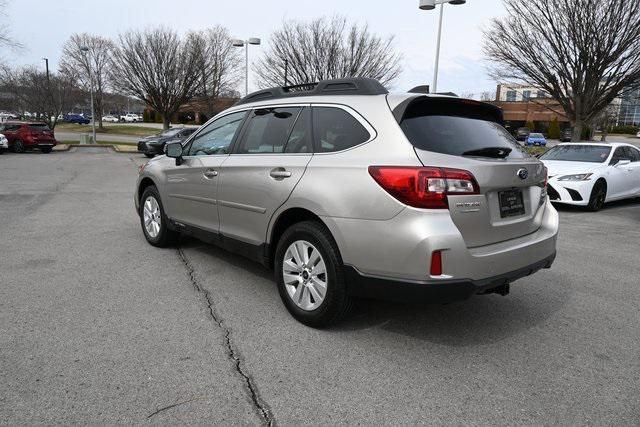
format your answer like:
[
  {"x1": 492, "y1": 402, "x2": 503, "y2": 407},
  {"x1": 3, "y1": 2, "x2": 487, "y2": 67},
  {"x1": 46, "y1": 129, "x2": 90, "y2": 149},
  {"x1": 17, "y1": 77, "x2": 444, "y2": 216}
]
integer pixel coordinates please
[
  {"x1": 553, "y1": 197, "x2": 640, "y2": 213},
  {"x1": 177, "y1": 236, "x2": 571, "y2": 347},
  {"x1": 336, "y1": 278, "x2": 570, "y2": 346}
]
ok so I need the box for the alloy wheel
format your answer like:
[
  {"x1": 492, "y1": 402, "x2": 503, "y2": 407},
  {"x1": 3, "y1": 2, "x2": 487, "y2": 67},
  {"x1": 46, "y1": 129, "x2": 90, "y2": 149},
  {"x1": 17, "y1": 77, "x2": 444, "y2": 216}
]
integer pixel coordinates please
[
  {"x1": 282, "y1": 240, "x2": 328, "y2": 311},
  {"x1": 143, "y1": 196, "x2": 161, "y2": 238}
]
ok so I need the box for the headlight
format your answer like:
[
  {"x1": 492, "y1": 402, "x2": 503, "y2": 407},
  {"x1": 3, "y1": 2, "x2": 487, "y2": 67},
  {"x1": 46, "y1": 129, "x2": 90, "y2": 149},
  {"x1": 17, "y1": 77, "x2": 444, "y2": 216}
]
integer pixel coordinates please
[{"x1": 557, "y1": 173, "x2": 593, "y2": 181}]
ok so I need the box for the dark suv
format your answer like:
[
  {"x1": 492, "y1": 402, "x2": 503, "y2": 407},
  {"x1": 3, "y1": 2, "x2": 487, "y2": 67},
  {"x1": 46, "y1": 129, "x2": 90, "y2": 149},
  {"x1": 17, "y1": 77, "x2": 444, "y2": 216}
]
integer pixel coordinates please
[
  {"x1": 137, "y1": 127, "x2": 197, "y2": 158},
  {"x1": 0, "y1": 121, "x2": 57, "y2": 153}
]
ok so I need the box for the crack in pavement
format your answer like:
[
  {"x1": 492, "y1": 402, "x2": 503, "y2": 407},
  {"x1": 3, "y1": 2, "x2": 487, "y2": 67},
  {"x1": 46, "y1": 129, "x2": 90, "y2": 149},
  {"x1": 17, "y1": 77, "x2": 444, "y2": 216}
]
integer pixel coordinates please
[{"x1": 156, "y1": 246, "x2": 275, "y2": 426}]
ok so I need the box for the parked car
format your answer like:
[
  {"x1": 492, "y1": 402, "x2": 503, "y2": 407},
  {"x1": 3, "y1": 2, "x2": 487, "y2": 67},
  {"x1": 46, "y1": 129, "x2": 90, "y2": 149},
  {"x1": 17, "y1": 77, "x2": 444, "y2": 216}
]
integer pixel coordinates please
[
  {"x1": 102, "y1": 115, "x2": 120, "y2": 123},
  {"x1": 0, "y1": 133, "x2": 8, "y2": 154},
  {"x1": 0, "y1": 111, "x2": 19, "y2": 121},
  {"x1": 540, "y1": 143, "x2": 640, "y2": 211},
  {"x1": 515, "y1": 127, "x2": 530, "y2": 141},
  {"x1": 134, "y1": 78, "x2": 558, "y2": 327},
  {"x1": 0, "y1": 121, "x2": 57, "y2": 153},
  {"x1": 137, "y1": 127, "x2": 197, "y2": 158},
  {"x1": 560, "y1": 128, "x2": 573, "y2": 142},
  {"x1": 120, "y1": 113, "x2": 141, "y2": 123},
  {"x1": 636, "y1": 130, "x2": 640, "y2": 138},
  {"x1": 526, "y1": 133, "x2": 547, "y2": 146},
  {"x1": 63, "y1": 114, "x2": 90, "y2": 124}
]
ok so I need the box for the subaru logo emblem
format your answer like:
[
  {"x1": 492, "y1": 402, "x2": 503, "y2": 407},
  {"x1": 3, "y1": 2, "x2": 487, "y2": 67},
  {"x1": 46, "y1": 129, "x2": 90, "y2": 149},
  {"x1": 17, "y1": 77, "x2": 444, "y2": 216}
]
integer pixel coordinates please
[{"x1": 517, "y1": 168, "x2": 529, "y2": 180}]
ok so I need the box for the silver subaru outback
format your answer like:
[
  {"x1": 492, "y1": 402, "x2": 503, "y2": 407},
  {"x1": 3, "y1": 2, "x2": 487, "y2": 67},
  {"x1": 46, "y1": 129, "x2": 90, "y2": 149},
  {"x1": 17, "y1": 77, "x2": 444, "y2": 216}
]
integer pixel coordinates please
[{"x1": 135, "y1": 78, "x2": 558, "y2": 327}]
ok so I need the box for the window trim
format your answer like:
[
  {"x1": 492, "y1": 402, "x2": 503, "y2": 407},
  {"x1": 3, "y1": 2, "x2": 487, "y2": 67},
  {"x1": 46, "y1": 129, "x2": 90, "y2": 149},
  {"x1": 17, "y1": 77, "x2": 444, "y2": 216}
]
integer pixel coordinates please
[
  {"x1": 231, "y1": 105, "x2": 305, "y2": 156},
  {"x1": 310, "y1": 103, "x2": 377, "y2": 155},
  {"x1": 182, "y1": 110, "x2": 250, "y2": 158},
  {"x1": 228, "y1": 103, "x2": 312, "y2": 156}
]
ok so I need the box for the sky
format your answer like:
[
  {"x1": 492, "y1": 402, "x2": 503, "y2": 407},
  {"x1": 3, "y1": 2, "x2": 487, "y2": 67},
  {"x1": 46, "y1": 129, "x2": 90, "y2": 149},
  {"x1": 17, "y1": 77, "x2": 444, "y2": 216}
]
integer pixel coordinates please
[{"x1": 2, "y1": 0, "x2": 507, "y2": 97}]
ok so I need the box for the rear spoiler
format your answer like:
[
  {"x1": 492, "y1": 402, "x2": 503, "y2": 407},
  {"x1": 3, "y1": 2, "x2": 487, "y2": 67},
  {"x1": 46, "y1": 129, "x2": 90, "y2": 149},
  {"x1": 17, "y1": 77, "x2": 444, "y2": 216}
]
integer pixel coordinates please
[{"x1": 392, "y1": 95, "x2": 504, "y2": 125}]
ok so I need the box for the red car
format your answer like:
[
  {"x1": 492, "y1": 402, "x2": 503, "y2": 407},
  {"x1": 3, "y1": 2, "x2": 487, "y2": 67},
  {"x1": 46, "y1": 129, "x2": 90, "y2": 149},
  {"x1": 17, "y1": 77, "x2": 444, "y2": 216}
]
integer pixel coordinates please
[{"x1": 0, "y1": 121, "x2": 57, "y2": 153}]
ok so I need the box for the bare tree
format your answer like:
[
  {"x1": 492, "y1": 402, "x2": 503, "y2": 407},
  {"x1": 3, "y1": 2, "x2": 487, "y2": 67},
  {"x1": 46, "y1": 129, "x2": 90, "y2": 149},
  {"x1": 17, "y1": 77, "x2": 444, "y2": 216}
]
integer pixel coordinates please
[
  {"x1": 595, "y1": 102, "x2": 620, "y2": 141},
  {"x1": 0, "y1": 66, "x2": 78, "y2": 129},
  {"x1": 484, "y1": 0, "x2": 640, "y2": 141},
  {"x1": 480, "y1": 91, "x2": 494, "y2": 102},
  {"x1": 110, "y1": 27, "x2": 202, "y2": 130},
  {"x1": 254, "y1": 16, "x2": 402, "y2": 88},
  {"x1": 189, "y1": 26, "x2": 242, "y2": 118},
  {"x1": 59, "y1": 33, "x2": 114, "y2": 130},
  {"x1": 0, "y1": 0, "x2": 21, "y2": 51}
]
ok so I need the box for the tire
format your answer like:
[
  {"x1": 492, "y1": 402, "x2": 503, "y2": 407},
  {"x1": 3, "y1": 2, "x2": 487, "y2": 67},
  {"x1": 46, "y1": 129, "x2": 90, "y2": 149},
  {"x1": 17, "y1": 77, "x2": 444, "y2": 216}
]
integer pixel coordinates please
[
  {"x1": 587, "y1": 180, "x2": 607, "y2": 212},
  {"x1": 0, "y1": 148, "x2": 4, "y2": 155},
  {"x1": 13, "y1": 140, "x2": 26, "y2": 153},
  {"x1": 41, "y1": 147, "x2": 52, "y2": 154},
  {"x1": 144, "y1": 152, "x2": 154, "y2": 158},
  {"x1": 274, "y1": 221, "x2": 352, "y2": 328},
  {"x1": 139, "y1": 186, "x2": 178, "y2": 247}
]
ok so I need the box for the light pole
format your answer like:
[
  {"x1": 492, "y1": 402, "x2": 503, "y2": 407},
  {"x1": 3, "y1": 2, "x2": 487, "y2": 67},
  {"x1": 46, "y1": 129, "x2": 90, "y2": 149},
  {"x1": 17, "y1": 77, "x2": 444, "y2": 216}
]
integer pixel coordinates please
[
  {"x1": 79, "y1": 46, "x2": 96, "y2": 144},
  {"x1": 419, "y1": 0, "x2": 466, "y2": 93},
  {"x1": 232, "y1": 37, "x2": 261, "y2": 96}
]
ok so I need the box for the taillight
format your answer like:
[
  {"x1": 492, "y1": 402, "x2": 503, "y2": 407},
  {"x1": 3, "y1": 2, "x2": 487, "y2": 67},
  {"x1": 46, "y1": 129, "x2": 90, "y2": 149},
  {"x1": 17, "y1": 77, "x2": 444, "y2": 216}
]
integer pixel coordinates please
[{"x1": 368, "y1": 166, "x2": 480, "y2": 209}]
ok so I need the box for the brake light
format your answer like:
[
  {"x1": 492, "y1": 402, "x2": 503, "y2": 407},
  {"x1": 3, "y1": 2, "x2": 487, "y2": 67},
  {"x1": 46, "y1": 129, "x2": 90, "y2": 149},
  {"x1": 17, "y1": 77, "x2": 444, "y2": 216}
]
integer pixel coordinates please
[
  {"x1": 430, "y1": 250, "x2": 442, "y2": 276},
  {"x1": 368, "y1": 166, "x2": 480, "y2": 209}
]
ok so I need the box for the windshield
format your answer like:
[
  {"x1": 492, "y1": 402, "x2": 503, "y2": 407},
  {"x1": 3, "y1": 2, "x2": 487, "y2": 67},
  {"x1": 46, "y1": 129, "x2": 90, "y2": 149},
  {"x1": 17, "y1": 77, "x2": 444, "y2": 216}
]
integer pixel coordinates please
[
  {"x1": 540, "y1": 145, "x2": 611, "y2": 163},
  {"x1": 530, "y1": 133, "x2": 544, "y2": 138},
  {"x1": 399, "y1": 98, "x2": 527, "y2": 159},
  {"x1": 160, "y1": 129, "x2": 181, "y2": 137}
]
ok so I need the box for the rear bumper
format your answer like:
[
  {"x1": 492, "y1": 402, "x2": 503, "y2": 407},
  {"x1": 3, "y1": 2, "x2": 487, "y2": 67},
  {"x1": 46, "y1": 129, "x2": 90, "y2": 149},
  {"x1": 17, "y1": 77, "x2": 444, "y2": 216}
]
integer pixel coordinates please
[
  {"x1": 323, "y1": 199, "x2": 558, "y2": 283},
  {"x1": 345, "y1": 251, "x2": 556, "y2": 303}
]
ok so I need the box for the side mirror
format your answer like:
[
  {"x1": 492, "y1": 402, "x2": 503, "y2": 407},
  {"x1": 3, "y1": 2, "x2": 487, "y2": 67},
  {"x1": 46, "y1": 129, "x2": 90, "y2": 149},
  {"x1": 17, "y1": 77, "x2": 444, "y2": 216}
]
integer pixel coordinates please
[
  {"x1": 165, "y1": 142, "x2": 183, "y2": 165},
  {"x1": 615, "y1": 159, "x2": 631, "y2": 167}
]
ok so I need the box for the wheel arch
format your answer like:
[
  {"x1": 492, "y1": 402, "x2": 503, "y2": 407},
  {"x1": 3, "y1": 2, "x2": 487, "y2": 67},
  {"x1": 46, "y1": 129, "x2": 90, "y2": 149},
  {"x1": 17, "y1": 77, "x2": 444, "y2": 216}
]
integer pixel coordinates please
[
  {"x1": 267, "y1": 207, "x2": 336, "y2": 269},
  {"x1": 138, "y1": 176, "x2": 158, "y2": 203}
]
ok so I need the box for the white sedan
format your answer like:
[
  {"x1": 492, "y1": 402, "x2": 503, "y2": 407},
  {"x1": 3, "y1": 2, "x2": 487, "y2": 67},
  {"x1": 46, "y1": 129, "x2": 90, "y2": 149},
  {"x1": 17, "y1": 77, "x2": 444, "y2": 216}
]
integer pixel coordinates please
[
  {"x1": 540, "y1": 143, "x2": 640, "y2": 211},
  {"x1": 102, "y1": 115, "x2": 120, "y2": 123},
  {"x1": 0, "y1": 133, "x2": 8, "y2": 154}
]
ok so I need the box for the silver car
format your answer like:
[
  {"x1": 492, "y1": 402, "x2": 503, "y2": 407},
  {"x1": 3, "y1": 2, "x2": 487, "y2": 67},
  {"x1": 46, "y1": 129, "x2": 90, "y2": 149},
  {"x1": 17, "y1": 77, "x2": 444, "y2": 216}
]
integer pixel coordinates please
[{"x1": 135, "y1": 78, "x2": 558, "y2": 327}]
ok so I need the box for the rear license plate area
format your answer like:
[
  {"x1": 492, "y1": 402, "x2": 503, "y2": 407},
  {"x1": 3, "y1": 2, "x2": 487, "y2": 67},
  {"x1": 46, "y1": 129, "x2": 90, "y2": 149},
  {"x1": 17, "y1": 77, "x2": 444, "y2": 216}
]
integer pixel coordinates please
[{"x1": 498, "y1": 189, "x2": 525, "y2": 218}]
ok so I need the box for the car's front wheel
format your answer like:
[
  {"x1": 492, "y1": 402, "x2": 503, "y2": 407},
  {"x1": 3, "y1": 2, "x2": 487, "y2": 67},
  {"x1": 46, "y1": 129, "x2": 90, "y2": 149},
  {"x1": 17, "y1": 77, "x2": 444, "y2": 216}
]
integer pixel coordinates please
[
  {"x1": 139, "y1": 186, "x2": 177, "y2": 247},
  {"x1": 41, "y1": 147, "x2": 52, "y2": 153},
  {"x1": 275, "y1": 221, "x2": 352, "y2": 328},
  {"x1": 587, "y1": 180, "x2": 607, "y2": 211}
]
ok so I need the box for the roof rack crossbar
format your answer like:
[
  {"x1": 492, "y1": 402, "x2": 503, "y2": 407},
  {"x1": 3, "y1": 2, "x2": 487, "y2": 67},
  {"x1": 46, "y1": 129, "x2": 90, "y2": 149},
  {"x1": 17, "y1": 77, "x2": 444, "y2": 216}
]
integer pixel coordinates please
[{"x1": 234, "y1": 77, "x2": 388, "y2": 106}]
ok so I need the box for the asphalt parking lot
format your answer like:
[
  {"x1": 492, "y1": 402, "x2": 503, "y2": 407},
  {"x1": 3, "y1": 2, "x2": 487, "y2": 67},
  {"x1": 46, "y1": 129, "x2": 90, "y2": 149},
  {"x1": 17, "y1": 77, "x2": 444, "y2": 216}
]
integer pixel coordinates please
[{"x1": 1, "y1": 148, "x2": 639, "y2": 425}]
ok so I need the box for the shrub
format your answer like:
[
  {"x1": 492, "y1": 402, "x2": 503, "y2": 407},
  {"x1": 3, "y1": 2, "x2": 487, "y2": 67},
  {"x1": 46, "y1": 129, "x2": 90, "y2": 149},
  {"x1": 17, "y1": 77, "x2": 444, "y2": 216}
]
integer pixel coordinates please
[
  {"x1": 525, "y1": 120, "x2": 535, "y2": 131},
  {"x1": 607, "y1": 125, "x2": 639, "y2": 135},
  {"x1": 548, "y1": 117, "x2": 561, "y2": 139}
]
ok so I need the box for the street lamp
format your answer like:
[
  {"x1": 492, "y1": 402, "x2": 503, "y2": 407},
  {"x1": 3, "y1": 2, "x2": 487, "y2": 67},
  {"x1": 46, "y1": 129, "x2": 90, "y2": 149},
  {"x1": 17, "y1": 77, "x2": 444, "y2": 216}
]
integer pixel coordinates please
[
  {"x1": 79, "y1": 46, "x2": 96, "y2": 144},
  {"x1": 419, "y1": 0, "x2": 466, "y2": 93},
  {"x1": 232, "y1": 37, "x2": 261, "y2": 96}
]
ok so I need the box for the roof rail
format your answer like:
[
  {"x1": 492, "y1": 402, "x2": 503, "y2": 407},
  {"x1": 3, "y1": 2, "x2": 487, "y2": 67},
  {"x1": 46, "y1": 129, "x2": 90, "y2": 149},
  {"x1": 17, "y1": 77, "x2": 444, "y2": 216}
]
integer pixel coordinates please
[{"x1": 234, "y1": 77, "x2": 388, "y2": 106}]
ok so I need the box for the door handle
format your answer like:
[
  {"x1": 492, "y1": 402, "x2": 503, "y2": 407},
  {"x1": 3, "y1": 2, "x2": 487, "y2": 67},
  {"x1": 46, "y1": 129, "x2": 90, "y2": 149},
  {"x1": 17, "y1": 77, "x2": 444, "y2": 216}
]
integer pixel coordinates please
[
  {"x1": 270, "y1": 168, "x2": 292, "y2": 179},
  {"x1": 203, "y1": 169, "x2": 218, "y2": 179}
]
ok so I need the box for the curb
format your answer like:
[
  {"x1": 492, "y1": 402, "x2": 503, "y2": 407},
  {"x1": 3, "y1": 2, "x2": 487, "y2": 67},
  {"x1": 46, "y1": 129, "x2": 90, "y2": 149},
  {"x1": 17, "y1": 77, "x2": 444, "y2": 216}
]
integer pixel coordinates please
[{"x1": 54, "y1": 144, "x2": 139, "y2": 154}]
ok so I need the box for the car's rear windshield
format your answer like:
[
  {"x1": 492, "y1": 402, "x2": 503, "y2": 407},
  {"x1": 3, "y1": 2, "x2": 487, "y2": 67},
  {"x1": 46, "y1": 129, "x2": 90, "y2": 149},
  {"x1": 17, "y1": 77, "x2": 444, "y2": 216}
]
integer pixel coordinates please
[
  {"x1": 28, "y1": 124, "x2": 51, "y2": 131},
  {"x1": 398, "y1": 98, "x2": 527, "y2": 158},
  {"x1": 540, "y1": 145, "x2": 611, "y2": 163}
]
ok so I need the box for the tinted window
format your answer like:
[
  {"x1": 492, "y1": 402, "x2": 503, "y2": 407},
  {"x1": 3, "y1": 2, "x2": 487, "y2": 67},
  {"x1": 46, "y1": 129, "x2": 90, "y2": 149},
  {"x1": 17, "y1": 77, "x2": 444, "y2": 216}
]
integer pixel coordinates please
[
  {"x1": 236, "y1": 107, "x2": 300, "y2": 154},
  {"x1": 28, "y1": 124, "x2": 50, "y2": 131},
  {"x1": 188, "y1": 111, "x2": 246, "y2": 156},
  {"x1": 610, "y1": 147, "x2": 628, "y2": 165},
  {"x1": 400, "y1": 99, "x2": 527, "y2": 158},
  {"x1": 626, "y1": 146, "x2": 640, "y2": 162},
  {"x1": 540, "y1": 145, "x2": 611, "y2": 163},
  {"x1": 313, "y1": 107, "x2": 370, "y2": 153},
  {"x1": 284, "y1": 107, "x2": 313, "y2": 153},
  {"x1": 161, "y1": 129, "x2": 182, "y2": 137},
  {"x1": 530, "y1": 133, "x2": 544, "y2": 138},
  {"x1": 181, "y1": 129, "x2": 196, "y2": 137}
]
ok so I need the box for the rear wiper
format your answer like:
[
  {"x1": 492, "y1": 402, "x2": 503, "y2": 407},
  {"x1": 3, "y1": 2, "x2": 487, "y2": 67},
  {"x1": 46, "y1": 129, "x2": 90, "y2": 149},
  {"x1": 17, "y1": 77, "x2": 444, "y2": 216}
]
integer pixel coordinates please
[{"x1": 462, "y1": 147, "x2": 512, "y2": 159}]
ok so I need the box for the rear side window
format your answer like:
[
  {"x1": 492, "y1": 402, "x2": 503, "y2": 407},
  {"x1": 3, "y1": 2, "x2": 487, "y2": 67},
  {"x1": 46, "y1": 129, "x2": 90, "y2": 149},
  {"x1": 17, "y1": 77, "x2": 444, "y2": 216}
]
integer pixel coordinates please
[
  {"x1": 623, "y1": 146, "x2": 640, "y2": 162},
  {"x1": 399, "y1": 98, "x2": 526, "y2": 158},
  {"x1": 313, "y1": 107, "x2": 370, "y2": 153},
  {"x1": 28, "y1": 124, "x2": 51, "y2": 131},
  {"x1": 236, "y1": 107, "x2": 301, "y2": 154}
]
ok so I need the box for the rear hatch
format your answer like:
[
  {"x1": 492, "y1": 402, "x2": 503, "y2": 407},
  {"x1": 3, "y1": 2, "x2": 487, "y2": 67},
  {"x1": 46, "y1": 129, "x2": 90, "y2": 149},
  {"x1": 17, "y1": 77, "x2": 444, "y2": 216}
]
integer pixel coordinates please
[
  {"x1": 395, "y1": 96, "x2": 547, "y2": 248},
  {"x1": 28, "y1": 124, "x2": 55, "y2": 141}
]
